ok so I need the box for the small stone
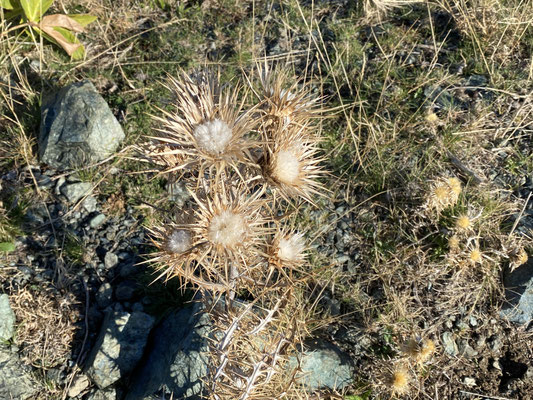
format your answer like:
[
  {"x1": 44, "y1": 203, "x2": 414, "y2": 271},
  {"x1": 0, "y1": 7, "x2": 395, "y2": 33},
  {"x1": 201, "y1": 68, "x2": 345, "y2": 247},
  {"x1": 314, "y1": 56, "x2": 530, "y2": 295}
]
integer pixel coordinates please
[
  {"x1": 441, "y1": 331, "x2": 459, "y2": 356},
  {"x1": 89, "y1": 214, "x2": 106, "y2": 228},
  {"x1": 124, "y1": 303, "x2": 210, "y2": 400},
  {"x1": 0, "y1": 294, "x2": 16, "y2": 342},
  {"x1": 85, "y1": 387, "x2": 116, "y2": 400},
  {"x1": 104, "y1": 252, "x2": 119, "y2": 269},
  {"x1": 463, "y1": 377, "x2": 476, "y2": 387},
  {"x1": 67, "y1": 374, "x2": 89, "y2": 398},
  {"x1": 469, "y1": 316, "x2": 478, "y2": 327},
  {"x1": 289, "y1": 340, "x2": 353, "y2": 391},
  {"x1": 500, "y1": 260, "x2": 533, "y2": 327},
  {"x1": 82, "y1": 196, "x2": 98, "y2": 213},
  {"x1": 115, "y1": 281, "x2": 138, "y2": 302},
  {"x1": 60, "y1": 182, "x2": 92, "y2": 203}
]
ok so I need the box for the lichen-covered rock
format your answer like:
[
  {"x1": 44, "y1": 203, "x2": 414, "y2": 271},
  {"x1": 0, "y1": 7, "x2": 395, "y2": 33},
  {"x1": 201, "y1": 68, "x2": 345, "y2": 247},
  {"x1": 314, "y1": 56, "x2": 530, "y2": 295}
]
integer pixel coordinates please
[
  {"x1": 289, "y1": 340, "x2": 354, "y2": 391},
  {"x1": 0, "y1": 294, "x2": 16, "y2": 342},
  {"x1": 0, "y1": 347, "x2": 38, "y2": 399},
  {"x1": 125, "y1": 303, "x2": 210, "y2": 400},
  {"x1": 39, "y1": 80, "x2": 125, "y2": 170},
  {"x1": 86, "y1": 311, "x2": 155, "y2": 389}
]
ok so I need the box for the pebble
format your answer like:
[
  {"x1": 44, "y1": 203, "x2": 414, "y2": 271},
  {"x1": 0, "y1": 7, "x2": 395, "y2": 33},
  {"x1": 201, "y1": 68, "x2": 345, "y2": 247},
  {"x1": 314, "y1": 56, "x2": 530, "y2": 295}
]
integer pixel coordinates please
[
  {"x1": 441, "y1": 331, "x2": 459, "y2": 356},
  {"x1": 89, "y1": 214, "x2": 106, "y2": 228},
  {"x1": 104, "y1": 252, "x2": 119, "y2": 269}
]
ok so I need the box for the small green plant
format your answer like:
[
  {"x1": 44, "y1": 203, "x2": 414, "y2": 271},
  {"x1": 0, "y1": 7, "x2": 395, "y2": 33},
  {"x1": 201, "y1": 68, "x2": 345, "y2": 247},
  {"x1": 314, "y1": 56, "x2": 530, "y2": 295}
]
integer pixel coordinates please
[{"x1": 1, "y1": 0, "x2": 96, "y2": 59}]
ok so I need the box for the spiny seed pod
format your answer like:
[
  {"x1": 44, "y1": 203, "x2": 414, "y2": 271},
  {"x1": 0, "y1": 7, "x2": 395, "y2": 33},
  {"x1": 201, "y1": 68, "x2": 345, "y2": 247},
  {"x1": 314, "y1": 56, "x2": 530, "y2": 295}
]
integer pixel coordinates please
[
  {"x1": 149, "y1": 71, "x2": 258, "y2": 178},
  {"x1": 259, "y1": 64, "x2": 320, "y2": 130},
  {"x1": 402, "y1": 337, "x2": 435, "y2": 363},
  {"x1": 387, "y1": 365, "x2": 410, "y2": 395},
  {"x1": 262, "y1": 124, "x2": 326, "y2": 204}
]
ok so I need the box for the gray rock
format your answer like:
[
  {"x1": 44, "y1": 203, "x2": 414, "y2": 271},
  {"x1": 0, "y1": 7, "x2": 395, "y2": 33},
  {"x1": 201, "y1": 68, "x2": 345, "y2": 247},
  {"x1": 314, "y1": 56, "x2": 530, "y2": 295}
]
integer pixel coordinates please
[
  {"x1": 0, "y1": 294, "x2": 16, "y2": 342},
  {"x1": 0, "y1": 347, "x2": 38, "y2": 399},
  {"x1": 90, "y1": 213, "x2": 106, "y2": 228},
  {"x1": 500, "y1": 260, "x2": 533, "y2": 327},
  {"x1": 115, "y1": 281, "x2": 138, "y2": 302},
  {"x1": 104, "y1": 252, "x2": 119, "y2": 269},
  {"x1": 83, "y1": 195, "x2": 98, "y2": 213},
  {"x1": 86, "y1": 311, "x2": 155, "y2": 389},
  {"x1": 441, "y1": 331, "x2": 459, "y2": 356},
  {"x1": 60, "y1": 182, "x2": 92, "y2": 203},
  {"x1": 39, "y1": 80, "x2": 125, "y2": 170},
  {"x1": 289, "y1": 340, "x2": 353, "y2": 391},
  {"x1": 125, "y1": 303, "x2": 210, "y2": 400}
]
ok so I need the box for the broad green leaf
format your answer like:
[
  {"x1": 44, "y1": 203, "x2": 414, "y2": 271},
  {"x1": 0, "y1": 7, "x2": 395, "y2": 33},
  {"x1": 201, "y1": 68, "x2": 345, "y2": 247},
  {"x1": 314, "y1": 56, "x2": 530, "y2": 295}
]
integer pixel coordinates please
[
  {"x1": 49, "y1": 26, "x2": 85, "y2": 59},
  {"x1": 0, "y1": 242, "x2": 15, "y2": 252},
  {"x1": 20, "y1": 0, "x2": 54, "y2": 22},
  {"x1": 67, "y1": 14, "x2": 97, "y2": 27},
  {"x1": 0, "y1": 0, "x2": 17, "y2": 10}
]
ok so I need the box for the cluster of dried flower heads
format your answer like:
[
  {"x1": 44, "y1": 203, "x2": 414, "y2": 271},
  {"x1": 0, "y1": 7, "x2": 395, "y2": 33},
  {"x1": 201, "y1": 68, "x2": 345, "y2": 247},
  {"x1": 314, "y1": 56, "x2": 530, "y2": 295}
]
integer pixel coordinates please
[
  {"x1": 422, "y1": 174, "x2": 530, "y2": 318},
  {"x1": 143, "y1": 66, "x2": 326, "y2": 399}
]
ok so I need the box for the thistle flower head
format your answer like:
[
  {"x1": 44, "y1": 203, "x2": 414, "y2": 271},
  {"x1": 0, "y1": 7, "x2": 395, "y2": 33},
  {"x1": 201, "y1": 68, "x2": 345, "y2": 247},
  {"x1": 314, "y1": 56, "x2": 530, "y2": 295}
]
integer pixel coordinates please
[
  {"x1": 148, "y1": 71, "x2": 257, "y2": 178},
  {"x1": 456, "y1": 214, "x2": 471, "y2": 230},
  {"x1": 262, "y1": 124, "x2": 325, "y2": 204},
  {"x1": 468, "y1": 247, "x2": 482, "y2": 264},
  {"x1": 509, "y1": 245, "x2": 528, "y2": 271},
  {"x1": 425, "y1": 176, "x2": 462, "y2": 213},
  {"x1": 449, "y1": 235, "x2": 460, "y2": 252},
  {"x1": 193, "y1": 119, "x2": 233, "y2": 155},
  {"x1": 258, "y1": 64, "x2": 320, "y2": 128},
  {"x1": 166, "y1": 229, "x2": 192, "y2": 254},
  {"x1": 403, "y1": 337, "x2": 435, "y2": 363},
  {"x1": 418, "y1": 339, "x2": 435, "y2": 362},
  {"x1": 276, "y1": 233, "x2": 306, "y2": 263},
  {"x1": 387, "y1": 365, "x2": 410, "y2": 395}
]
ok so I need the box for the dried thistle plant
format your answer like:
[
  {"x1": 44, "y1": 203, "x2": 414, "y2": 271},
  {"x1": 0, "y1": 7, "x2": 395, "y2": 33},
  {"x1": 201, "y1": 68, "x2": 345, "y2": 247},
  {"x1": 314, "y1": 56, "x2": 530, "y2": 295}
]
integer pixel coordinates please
[{"x1": 144, "y1": 66, "x2": 327, "y2": 399}]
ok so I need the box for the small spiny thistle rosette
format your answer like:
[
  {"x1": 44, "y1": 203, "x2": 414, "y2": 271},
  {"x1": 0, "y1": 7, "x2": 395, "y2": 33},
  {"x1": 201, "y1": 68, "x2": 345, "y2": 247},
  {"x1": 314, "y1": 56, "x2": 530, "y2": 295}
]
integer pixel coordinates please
[{"x1": 147, "y1": 71, "x2": 258, "y2": 179}]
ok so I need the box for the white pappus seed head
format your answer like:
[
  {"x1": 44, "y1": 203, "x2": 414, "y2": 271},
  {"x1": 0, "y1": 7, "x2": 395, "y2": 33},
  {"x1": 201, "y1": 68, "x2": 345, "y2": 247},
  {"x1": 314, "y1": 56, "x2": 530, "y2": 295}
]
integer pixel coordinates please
[
  {"x1": 277, "y1": 233, "x2": 305, "y2": 262},
  {"x1": 272, "y1": 149, "x2": 301, "y2": 185},
  {"x1": 208, "y1": 210, "x2": 247, "y2": 248},
  {"x1": 167, "y1": 229, "x2": 192, "y2": 254},
  {"x1": 193, "y1": 119, "x2": 233, "y2": 155}
]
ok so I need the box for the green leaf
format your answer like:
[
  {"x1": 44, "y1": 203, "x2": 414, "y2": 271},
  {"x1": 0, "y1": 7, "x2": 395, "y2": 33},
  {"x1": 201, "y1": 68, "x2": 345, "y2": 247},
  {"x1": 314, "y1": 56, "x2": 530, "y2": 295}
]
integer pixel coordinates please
[
  {"x1": 0, "y1": 242, "x2": 16, "y2": 252},
  {"x1": 51, "y1": 26, "x2": 85, "y2": 59},
  {"x1": 20, "y1": 0, "x2": 54, "y2": 22},
  {"x1": 67, "y1": 14, "x2": 97, "y2": 27},
  {"x1": 1, "y1": 0, "x2": 17, "y2": 10}
]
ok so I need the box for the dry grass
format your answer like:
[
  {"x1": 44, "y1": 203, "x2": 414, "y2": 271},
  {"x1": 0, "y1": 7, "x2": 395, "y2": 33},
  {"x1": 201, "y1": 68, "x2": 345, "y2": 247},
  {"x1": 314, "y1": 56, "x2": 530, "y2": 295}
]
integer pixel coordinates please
[{"x1": 10, "y1": 287, "x2": 79, "y2": 370}]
